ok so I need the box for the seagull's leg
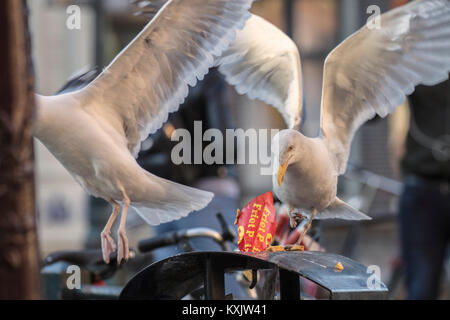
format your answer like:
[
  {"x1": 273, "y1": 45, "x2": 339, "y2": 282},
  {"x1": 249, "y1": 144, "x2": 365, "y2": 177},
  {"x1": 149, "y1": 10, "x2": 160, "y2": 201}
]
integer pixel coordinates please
[
  {"x1": 296, "y1": 209, "x2": 317, "y2": 246},
  {"x1": 117, "y1": 186, "x2": 131, "y2": 264},
  {"x1": 101, "y1": 201, "x2": 120, "y2": 264}
]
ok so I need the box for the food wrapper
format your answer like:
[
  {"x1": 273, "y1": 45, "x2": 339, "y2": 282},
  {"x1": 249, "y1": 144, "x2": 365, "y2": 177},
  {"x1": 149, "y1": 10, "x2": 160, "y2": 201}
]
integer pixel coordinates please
[{"x1": 235, "y1": 192, "x2": 277, "y2": 252}]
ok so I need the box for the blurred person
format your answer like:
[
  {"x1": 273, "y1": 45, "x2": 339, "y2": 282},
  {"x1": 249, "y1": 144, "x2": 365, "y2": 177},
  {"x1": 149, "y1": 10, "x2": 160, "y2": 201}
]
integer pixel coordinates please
[{"x1": 389, "y1": 79, "x2": 450, "y2": 299}]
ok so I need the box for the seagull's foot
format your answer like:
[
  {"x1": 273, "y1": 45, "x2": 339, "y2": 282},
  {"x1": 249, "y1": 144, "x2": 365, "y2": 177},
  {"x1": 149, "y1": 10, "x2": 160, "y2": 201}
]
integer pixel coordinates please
[
  {"x1": 101, "y1": 230, "x2": 116, "y2": 264},
  {"x1": 117, "y1": 229, "x2": 130, "y2": 265},
  {"x1": 289, "y1": 212, "x2": 306, "y2": 229}
]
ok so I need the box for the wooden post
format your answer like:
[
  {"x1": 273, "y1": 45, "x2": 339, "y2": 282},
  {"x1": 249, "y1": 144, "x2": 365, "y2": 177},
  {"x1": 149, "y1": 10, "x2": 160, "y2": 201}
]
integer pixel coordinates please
[{"x1": 0, "y1": 0, "x2": 40, "y2": 299}]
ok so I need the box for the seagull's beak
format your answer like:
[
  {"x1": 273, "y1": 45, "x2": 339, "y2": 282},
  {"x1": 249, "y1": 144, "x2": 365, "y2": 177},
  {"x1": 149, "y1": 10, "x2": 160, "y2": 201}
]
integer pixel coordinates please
[{"x1": 277, "y1": 155, "x2": 292, "y2": 187}]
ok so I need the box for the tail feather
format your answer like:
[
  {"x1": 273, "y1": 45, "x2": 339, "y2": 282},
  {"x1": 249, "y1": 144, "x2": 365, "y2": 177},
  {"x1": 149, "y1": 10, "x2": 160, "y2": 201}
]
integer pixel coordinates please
[
  {"x1": 132, "y1": 179, "x2": 214, "y2": 226},
  {"x1": 317, "y1": 197, "x2": 372, "y2": 221}
]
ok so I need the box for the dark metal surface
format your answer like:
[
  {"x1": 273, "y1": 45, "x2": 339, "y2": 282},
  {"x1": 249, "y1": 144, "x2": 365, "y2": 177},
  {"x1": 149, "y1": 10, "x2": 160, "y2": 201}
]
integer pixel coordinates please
[
  {"x1": 246, "y1": 251, "x2": 388, "y2": 300},
  {"x1": 204, "y1": 257, "x2": 225, "y2": 300},
  {"x1": 120, "y1": 252, "x2": 272, "y2": 300},
  {"x1": 279, "y1": 269, "x2": 300, "y2": 300},
  {"x1": 120, "y1": 251, "x2": 388, "y2": 300}
]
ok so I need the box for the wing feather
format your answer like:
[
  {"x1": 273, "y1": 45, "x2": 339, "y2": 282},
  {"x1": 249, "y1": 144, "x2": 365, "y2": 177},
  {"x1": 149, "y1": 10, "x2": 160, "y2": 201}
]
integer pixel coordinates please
[
  {"x1": 320, "y1": 0, "x2": 450, "y2": 174},
  {"x1": 132, "y1": 4, "x2": 304, "y2": 128},
  {"x1": 216, "y1": 14, "x2": 304, "y2": 129},
  {"x1": 76, "y1": 0, "x2": 253, "y2": 157}
]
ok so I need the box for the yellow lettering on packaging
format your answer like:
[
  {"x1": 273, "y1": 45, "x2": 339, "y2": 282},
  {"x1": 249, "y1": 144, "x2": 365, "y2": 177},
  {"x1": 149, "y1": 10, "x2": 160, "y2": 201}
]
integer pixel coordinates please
[
  {"x1": 257, "y1": 233, "x2": 265, "y2": 242},
  {"x1": 253, "y1": 204, "x2": 262, "y2": 210}
]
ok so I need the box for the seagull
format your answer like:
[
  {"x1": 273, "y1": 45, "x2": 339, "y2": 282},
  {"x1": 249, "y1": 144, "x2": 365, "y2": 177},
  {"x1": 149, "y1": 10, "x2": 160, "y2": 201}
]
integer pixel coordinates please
[
  {"x1": 214, "y1": 0, "x2": 450, "y2": 241},
  {"x1": 34, "y1": 0, "x2": 255, "y2": 264}
]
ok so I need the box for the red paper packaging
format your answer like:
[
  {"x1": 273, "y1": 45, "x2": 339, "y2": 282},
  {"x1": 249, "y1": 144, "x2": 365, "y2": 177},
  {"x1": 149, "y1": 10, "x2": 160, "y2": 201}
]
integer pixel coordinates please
[{"x1": 235, "y1": 191, "x2": 277, "y2": 252}]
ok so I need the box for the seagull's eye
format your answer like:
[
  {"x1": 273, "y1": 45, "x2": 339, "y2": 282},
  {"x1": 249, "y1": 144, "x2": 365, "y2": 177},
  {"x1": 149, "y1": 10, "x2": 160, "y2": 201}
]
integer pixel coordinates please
[{"x1": 288, "y1": 146, "x2": 294, "y2": 151}]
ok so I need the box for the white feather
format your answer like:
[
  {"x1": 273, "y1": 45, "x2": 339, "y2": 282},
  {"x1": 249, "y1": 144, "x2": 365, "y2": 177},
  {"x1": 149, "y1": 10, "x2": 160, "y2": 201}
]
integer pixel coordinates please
[
  {"x1": 320, "y1": 0, "x2": 450, "y2": 174},
  {"x1": 34, "y1": 0, "x2": 255, "y2": 226},
  {"x1": 77, "y1": 0, "x2": 253, "y2": 158},
  {"x1": 216, "y1": 14, "x2": 304, "y2": 129}
]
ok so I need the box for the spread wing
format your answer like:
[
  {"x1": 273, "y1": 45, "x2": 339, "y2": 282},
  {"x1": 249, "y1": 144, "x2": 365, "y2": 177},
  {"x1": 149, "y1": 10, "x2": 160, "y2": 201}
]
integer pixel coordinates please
[
  {"x1": 320, "y1": 0, "x2": 450, "y2": 174},
  {"x1": 76, "y1": 0, "x2": 253, "y2": 157},
  {"x1": 132, "y1": 3, "x2": 304, "y2": 129},
  {"x1": 216, "y1": 14, "x2": 304, "y2": 129}
]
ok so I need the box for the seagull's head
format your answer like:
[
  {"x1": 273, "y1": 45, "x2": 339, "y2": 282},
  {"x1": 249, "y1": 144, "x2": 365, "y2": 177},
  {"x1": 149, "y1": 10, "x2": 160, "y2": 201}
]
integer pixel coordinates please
[{"x1": 272, "y1": 129, "x2": 303, "y2": 187}]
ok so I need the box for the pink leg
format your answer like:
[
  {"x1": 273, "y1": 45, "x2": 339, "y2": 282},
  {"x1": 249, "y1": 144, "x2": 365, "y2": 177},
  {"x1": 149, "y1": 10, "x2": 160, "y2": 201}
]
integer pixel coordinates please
[
  {"x1": 296, "y1": 209, "x2": 317, "y2": 246},
  {"x1": 117, "y1": 186, "x2": 130, "y2": 264},
  {"x1": 101, "y1": 202, "x2": 120, "y2": 264}
]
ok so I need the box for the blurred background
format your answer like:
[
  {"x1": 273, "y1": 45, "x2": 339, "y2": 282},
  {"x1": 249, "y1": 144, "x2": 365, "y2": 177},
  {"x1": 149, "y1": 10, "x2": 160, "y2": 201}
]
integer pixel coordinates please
[{"x1": 29, "y1": 0, "x2": 449, "y2": 299}]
